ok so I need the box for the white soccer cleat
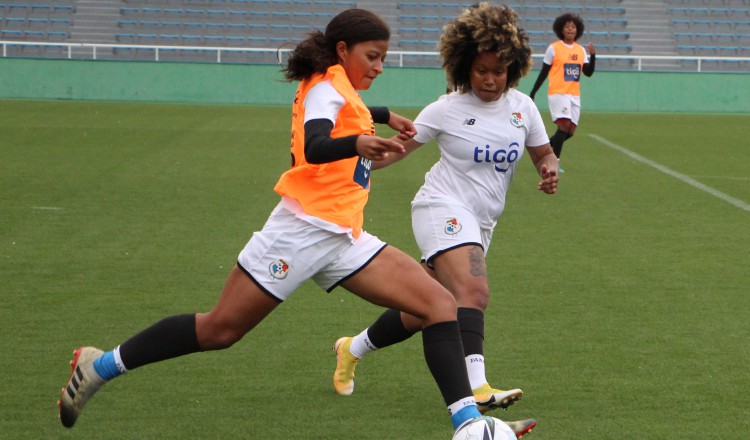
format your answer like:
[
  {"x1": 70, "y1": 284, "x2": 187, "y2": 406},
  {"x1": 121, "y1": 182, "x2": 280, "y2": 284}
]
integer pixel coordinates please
[{"x1": 58, "y1": 347, "x2": 106, "y2": 428}]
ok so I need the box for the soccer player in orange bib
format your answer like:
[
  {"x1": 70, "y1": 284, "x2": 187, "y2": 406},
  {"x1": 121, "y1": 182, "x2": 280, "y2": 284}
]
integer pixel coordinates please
[
  {"x1": 57, "y1": 8, "x2": 488, "y2": 436},
  {"x1": 529, "y1": 12, "x2": 596, "y2": 168}
]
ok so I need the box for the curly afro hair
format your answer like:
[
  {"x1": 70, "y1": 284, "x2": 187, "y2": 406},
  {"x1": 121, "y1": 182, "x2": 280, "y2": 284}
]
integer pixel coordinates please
[
  {"x1": 440, "y1": 2, "x2": 532, "y2": 93},
  {"x1": 552, "y1": 13, "x2": 585, "y2": 41}
]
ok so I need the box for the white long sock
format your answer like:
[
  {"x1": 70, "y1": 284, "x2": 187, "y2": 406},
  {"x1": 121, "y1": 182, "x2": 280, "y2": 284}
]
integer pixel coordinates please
[
  {"x1": 113, "y1": 346, "x2": 129, "y2": 374},
  {"x1": 465, "y1": 354, "x2": 488, "y2": 390},
  {"x1": 348, "y1": 328, "x2": 378, "y2": 359}
]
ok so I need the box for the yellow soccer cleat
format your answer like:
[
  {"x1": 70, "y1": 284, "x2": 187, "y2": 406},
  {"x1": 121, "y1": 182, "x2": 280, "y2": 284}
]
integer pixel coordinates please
[
  {"x1": 473, "y1": 383, "x2": 523, "y2": 413},
  {"x1": 332, "y1": 337, "x2": 359, "y2": 396}
]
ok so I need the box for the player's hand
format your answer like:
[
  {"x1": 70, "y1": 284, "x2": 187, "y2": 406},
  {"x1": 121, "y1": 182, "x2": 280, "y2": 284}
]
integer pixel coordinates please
[
  {"x1": 587, "y1": 42, "x2": 596, "y2": 55},
  {"x1": 387, "y1": 112, "x2": 417, "y2": 141},
  {"x1": 537, "y1": 163, "x2": 558, "y2": 194},
  {"x1": 356, "y1": 135, "x2": 406, "y2": 161}
]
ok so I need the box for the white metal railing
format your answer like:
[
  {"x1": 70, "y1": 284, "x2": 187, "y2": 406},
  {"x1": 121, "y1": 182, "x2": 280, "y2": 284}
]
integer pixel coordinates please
[{"x1": 1, "y1": 40, "x2": 749, "y2": 72}]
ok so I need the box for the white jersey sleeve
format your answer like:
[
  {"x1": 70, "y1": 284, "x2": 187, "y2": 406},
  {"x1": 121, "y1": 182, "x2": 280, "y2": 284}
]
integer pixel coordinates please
[
  {"x1": 523, "y1": 94, "x2": 549, "y2": 147},
  {"x1": 303, "y1": 81, "x2": 346, "y2": 124},
  {"x1": 413, "y1": 97, "x2": 449, "y2": 145},
  {"x1": 543, "y1": 44, "x2": 556, "y2": 65}
]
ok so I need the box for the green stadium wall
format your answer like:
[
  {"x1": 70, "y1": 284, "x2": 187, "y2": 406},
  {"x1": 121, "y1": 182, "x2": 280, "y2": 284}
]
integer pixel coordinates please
[{"x1": 1, "y1": 58, "x2": 748, "y2": 113}]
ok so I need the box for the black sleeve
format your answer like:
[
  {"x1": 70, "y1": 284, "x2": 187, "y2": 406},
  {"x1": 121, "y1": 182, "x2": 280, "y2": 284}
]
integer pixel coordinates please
[
  {"x1": 368, "y1": 106, "x2": 390, "y2": 124},
  {"x1": 583, "y1": 53, "x2": 596, "y2": 77},
  {"x1": 529, "y1": 63, "x2": 551, "y2": 98},
  {"x1": 304, "y1": 118, "x2": 359, "y2": 164}
]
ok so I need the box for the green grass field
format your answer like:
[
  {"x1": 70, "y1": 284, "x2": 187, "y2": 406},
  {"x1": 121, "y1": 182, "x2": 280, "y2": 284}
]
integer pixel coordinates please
[{"x1": 1, "y1": 99, "x2": 748, "y2": 439}]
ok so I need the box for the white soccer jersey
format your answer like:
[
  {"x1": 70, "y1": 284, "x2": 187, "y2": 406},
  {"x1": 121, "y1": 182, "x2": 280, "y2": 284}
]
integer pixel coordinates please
[{"x1": 412, "y1": 89, "x2": 548, "y2": 230}]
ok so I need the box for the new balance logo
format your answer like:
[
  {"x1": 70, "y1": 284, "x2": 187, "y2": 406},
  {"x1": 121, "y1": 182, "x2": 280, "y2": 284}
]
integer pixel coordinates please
[{"x1": 462, "y1": 118, "x2": 476, "y2": 125}]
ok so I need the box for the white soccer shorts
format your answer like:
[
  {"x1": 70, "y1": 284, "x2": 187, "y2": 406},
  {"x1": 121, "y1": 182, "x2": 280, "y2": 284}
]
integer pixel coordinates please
[
  {"x1": 547, "y1": 93, "x2": 581, "y2": 125},
  {"x1": 411, "y1": 197, "x2": 493, "y2": 268},
  {"x1": 237, "y1": 200, "x2": 387, "y2": 301}
]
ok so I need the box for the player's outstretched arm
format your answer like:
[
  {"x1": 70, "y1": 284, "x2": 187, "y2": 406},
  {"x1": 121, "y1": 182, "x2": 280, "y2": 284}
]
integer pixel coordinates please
[
  {"x1": 355, "y1": 135, "x2": 406, "y2": 163},
  {"x1": 371, "y1": 137, "x2": 423, "y2": 170},
  {"x1": 526, "y1": 144, "x2": 559, "y2": 194},
  {"x1": 386, "y1": 111, "x2": 417, "y2": 141}
]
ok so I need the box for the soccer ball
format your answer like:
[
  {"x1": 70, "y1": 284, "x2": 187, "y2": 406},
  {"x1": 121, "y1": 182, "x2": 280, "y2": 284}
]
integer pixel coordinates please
[{"x1": 452, "y1": 416, "x2": 516, "y2": 440}]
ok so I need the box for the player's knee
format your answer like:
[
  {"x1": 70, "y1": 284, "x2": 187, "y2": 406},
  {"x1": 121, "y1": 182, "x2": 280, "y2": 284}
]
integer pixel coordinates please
[
  {"x1": 556, "y1": 119, "x2": 572, "y2": 133},
  {"x1": 196, "y1": 315, "x2": 246, "y2": 350},
  {"x1": 453, "y1": 282, "x2": 490, "y2": 311},
  {"x1": 421, "y1": 288, "x2": 458, "y2": 324}
]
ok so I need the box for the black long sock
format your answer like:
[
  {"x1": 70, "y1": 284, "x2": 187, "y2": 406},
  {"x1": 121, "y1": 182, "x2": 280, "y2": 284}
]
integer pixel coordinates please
[
  {"x1": 457, "y1": 307, "x2": 484, "y2": 356},
  {"x1": 422, "y1": 321, "x2": 472, "y2": 406},
  {"x1": 549, "y1": 129, "x2": 568, "y2": 158},
  {"x1": 119, "y1": 314, "x2": 202, "y2": 370},
  {"x1": 367, "y1": 308, "x2": 416, "y2": 349}
]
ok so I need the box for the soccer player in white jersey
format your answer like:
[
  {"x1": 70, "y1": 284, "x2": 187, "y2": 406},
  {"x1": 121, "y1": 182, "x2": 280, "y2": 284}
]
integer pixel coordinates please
[{"x1": 332, "y1": 4, "x2": 558, "y2": 437}]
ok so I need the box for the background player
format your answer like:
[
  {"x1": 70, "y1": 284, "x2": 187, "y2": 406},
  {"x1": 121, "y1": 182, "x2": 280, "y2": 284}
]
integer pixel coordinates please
[{"x1": 529, "y1": 12, "x2": 596, "y2": 167}]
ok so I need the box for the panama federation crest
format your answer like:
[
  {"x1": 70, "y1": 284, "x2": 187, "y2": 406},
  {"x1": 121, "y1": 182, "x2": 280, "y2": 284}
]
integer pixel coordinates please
[
  {"x1": 444, "y1": 218, "x2": 462, "y2": 235},
  {"x1": 510, "y1": 112, "x2": 525, "y2": 128},
  {"x1": 269, "y1": 259, "x2": 290, "y2": 279}
]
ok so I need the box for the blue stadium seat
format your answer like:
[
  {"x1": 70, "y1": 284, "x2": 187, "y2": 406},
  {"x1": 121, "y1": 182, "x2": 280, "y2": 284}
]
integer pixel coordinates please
[
  {"x1": 228, "y1": 10, "x2": 248, "y2": 18},
  {"x1": 1, "y1": 29, "x2": 22, "y2": 39},
  {"x1": 182, "y1": 35, "x2": 203, "y2": 45},
  {"x1": 225, "y1": 36, "x2": 245, "y2": 45},
  {"x1": 47, "y1": 31, "x2": 68, "y2": 41},
  {"x1": 160, "y1": 34, "x2": 181, "y2": 42},
  {"x1": 23, "y1": 30, "x2": 45, "y2": 39},
  {"x1": 30, "y1": 4, "x2": 51, "y2": 13},
  {"x1": 121, "y1": 7, "x2": 139, "y2": 16},
  {"x1": 184, "y1": 22, "x2": 203, "y2": 30},
  {"x1": 115, "y1": 33, "x2": 136, "y2": 43},
  {"x1": 205, "y1": 23, "x2": 225, "y2": 31},
  {"x1": 4, "y1": 17, "x2": 25, "y2": 26},
  {"x1": 53, "y1": 5, "x2": 74, "y2": 14},
  {"x1": 204, "y1": 35, "x2": 224, "y2": 45}
]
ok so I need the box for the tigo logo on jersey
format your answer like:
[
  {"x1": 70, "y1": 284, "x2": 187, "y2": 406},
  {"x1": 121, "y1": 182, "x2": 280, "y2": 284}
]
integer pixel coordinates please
[
  {"x1": 269, "y1": 259, "x2": 290, "y2": 279},
  {"x1": 564, "y1": 63, "x2": 581, "y2": 82},
  {"x1": 444, "y1": 218, "x2": 462, "y2": 235},
  {"x1": 473, "y1": 142, "x2": 521, "y2": 172},
  {"x1": 510, "y1": 112, "x2": 524, "y2": 128}
]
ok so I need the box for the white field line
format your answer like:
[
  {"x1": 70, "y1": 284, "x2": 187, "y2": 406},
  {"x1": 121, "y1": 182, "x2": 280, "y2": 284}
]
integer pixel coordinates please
[
  {"x1": 692, "y1": 175, "x2": 750, "y2": 181},
  {"x1": 589, "y1": 134, "x2": 750, "y2": 213}
]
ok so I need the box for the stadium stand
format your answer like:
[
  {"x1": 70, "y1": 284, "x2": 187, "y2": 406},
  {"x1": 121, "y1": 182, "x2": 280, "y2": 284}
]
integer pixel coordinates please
[
  {"x1": 664, "y1": 0, "x2": 750, "y2": 69},
  {"x1": 0, "y1": 2, "x2": 74, "y2": 43},
  {"x1": 0, "y1": 0, "x2": 747, "y2": 71}
]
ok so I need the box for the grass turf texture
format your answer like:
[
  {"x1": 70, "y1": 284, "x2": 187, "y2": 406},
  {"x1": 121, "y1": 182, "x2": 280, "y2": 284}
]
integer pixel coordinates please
[{"x1": 1, "y1": 100, "x2": 748, "y2": 439}]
